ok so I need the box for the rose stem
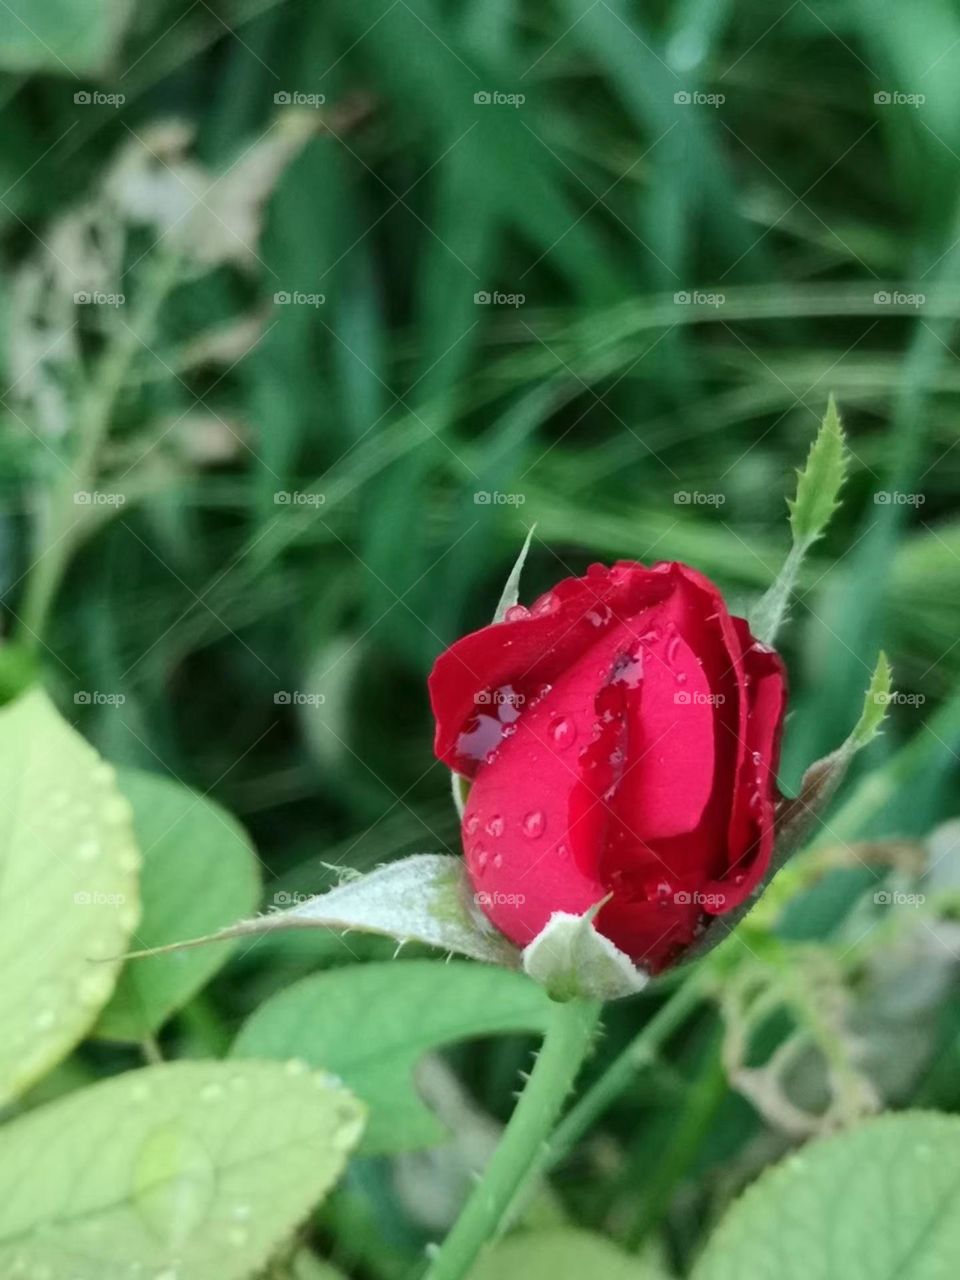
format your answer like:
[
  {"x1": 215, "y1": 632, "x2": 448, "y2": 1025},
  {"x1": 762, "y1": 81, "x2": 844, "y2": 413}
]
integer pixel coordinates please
[
  {"x1": 423, "y1": 995, "x2": 603, "y2": 1280},
  {"x1": 543, "y1": 969, "x2": 708, "y2": 1171}
]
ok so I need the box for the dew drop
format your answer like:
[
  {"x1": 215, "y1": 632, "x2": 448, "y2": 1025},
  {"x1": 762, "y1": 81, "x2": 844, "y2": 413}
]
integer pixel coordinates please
[
  {"x1": 751, "y1": 750, "x2": 763, "y2": 767},
  {"x1": 76, "y1": 839, "x2": 99, "y2": 862},
  {"x1": 475, "y1": 848, "x2": 489, "y2": 873},
  {"x1": 532, "y1": 592, "x2": 558, "y2": 616},
  {"x1": 77, "y1": 968, "x2": 115, "y2": 1007},
  {"x1": 103, "y1": 797, "x2": 133, "y2": 825},
  {"x1": 34, "y1": 1009, "x2": 55, "y2": 1032},
  {"x1": 556, "y1": 843, "x2": 569, "y2": 859},
  {"x1": 504, "y1": 604, "x2": 530, "y2": 622},
  {"x1": 464, "y1": 814, "x2": 480, "y2": 836},
  {"x1": 522, "y1": 811, "x2": 545, "y2": 839},
  {"x1": 485, "y1": 815, "x2": 504, "y2": 837},
  {"x1": 549, "y1": 716, "x2": 577, "y2": 749},
  {"x1": 492, "y1": 852, "x2": 503, "y2": 870}
]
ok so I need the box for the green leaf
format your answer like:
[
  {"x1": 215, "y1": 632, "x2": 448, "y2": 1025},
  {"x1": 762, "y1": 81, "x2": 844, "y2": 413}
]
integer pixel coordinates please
[
  {"x1": 0, "y1": 687, "x2": 140, "y2": 1105},
  {"x1": 0, "y1": 0, "x2": 130, "y2": 75},
  {"x1": 493, "y1": 524, "x2": 536, "y2": 623},
  {"x1": 94, "y1": 769, "x2": 261, "y2": 1041},
  {"x1": 468, "y1": 1229, "x2": 669, "y2": 1280},
  {"x1": 232, "y1": 960, "x2": 552, "y2": 1153},
  {"x1": 692, "y1": 1112, "x2": 960, "y2": 1280},
  {"x1": 749, "y1": 396, "x2": 848, "y2": 645},
  {"x1": 127, "y1": 854, "x2": 521, "y2": 969},
  {"x1": 788, "y1": 394, "x2": 847, "y2": 546},
  {"x1": 0, "y1": 1060, "x2": 364, "y2": 1280},
  {"x1": 848, "y1": 649, "x2": 893, "y2": 750}
]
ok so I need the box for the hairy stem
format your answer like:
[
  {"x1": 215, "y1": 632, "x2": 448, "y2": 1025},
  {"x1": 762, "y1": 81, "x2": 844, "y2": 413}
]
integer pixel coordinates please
[{"x1": 424, "y1": 996, "x2": 602, "y2": 1280}]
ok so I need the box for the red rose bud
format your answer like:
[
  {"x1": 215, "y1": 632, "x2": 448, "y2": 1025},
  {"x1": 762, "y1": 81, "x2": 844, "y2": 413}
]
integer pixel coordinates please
[{"x1": 429, "y1": 561, "x2": 787, "y2": 975}]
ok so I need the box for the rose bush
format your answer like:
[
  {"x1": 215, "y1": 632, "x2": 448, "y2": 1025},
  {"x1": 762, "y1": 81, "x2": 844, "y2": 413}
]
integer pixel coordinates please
[{"x1": 430, "y1": 560, "x2": 787, "y2": 973}]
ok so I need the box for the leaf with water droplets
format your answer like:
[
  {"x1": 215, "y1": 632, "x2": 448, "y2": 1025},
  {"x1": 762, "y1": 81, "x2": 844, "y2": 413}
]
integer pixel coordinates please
[
  {"x1": 94, "y1": 769, "x2": 261, "y2": 1041},
  {"x1": 0, "y1": 1060, "x2": 364, "y2": 1279},
  {"x1": 692, "y1": 1112, "x2": 960, "y2": 1280},
  {"x1": 0, "y1": 687, "x2": 140, "y2": 1105},
  {"x1": 232, "y1": 959, "x2": 551, "y2": 1153}
]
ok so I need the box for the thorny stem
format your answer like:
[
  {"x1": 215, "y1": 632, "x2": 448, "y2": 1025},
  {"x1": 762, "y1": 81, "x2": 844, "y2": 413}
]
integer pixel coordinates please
[{"x1": 423, "y1": 995, "x2": 603, "y2": 1280}]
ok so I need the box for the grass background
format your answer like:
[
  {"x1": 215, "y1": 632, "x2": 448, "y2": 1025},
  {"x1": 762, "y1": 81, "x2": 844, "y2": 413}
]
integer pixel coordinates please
[{"x1": 2, "y1": 0, "x2": 960, "y2": 1273}]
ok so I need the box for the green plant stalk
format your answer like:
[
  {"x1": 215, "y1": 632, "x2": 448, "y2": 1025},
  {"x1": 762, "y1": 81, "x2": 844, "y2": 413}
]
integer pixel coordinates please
[
  {"x1": 18, "y1": 253, "x2": 179, "y2": 650},
  {"x1": 543, "y1": 970, "x2": 707, "y2": 1172},
  {"x1": 424, "y1": 996, "x2": 602, "y2": 1280}
]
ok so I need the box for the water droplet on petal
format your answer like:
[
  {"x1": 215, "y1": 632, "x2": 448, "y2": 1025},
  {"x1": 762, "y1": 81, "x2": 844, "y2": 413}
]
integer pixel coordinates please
[
  {"x1": 504, "y1": 604, "x2": 530, "y2": 622},
  {"x1": 464, "y1": 814, "x2": 480, "y2": 836},
  {"x1": 492, "y1": 852, "x2": 503, "y2": 870},
  {"x1": 486, "y1": 815, "x2": 504, "y2": 837},
  {"x1": 522, "y1": 811, "x2": 545, "y2": 839},
  {"x1": 549, "y1": 716, "x2": 576, "y2": 748}
]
